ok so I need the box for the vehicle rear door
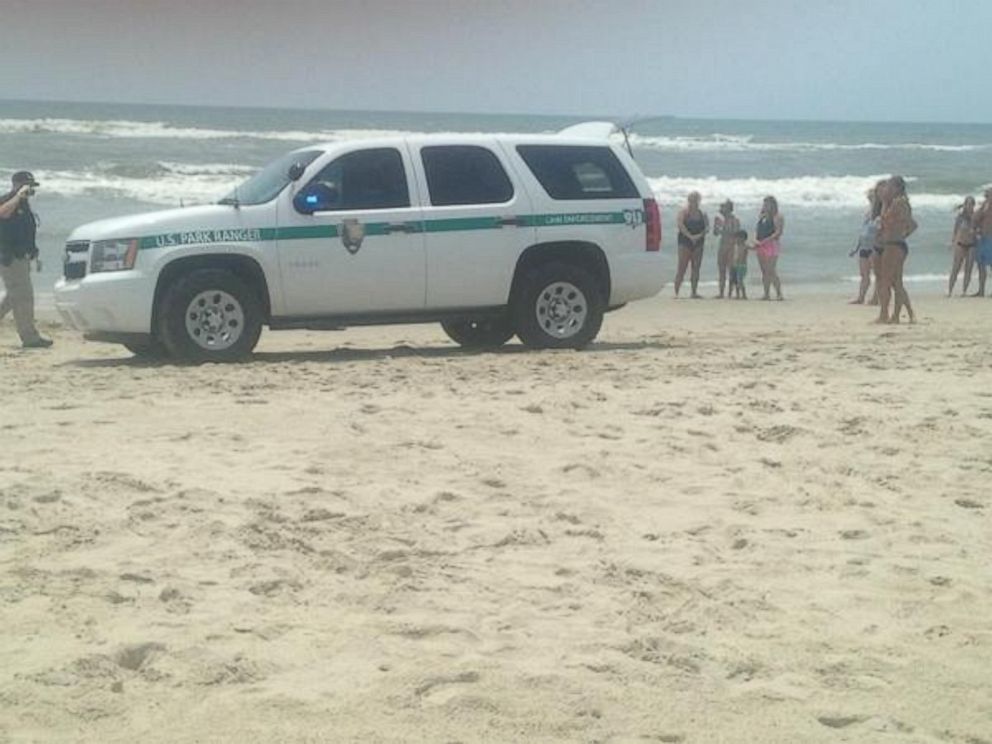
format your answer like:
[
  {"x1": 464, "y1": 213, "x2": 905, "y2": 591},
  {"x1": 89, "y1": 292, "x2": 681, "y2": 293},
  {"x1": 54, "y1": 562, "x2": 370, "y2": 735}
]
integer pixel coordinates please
[{"x1": 408, "y1": 141, "x2": 535, "y2": 309}]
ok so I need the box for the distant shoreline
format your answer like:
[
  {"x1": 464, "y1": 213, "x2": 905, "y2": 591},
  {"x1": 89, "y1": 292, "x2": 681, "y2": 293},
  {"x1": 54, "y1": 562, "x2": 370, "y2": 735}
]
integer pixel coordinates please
[{"x1": 2, "y1": 97, "x2": 990, "y2": 128}]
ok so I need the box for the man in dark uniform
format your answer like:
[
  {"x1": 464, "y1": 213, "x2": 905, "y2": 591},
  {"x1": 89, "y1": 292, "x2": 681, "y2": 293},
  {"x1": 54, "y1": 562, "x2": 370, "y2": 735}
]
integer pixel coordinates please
[{"x1": 0, "y1": 171, "x2": 52, "y2": 348}]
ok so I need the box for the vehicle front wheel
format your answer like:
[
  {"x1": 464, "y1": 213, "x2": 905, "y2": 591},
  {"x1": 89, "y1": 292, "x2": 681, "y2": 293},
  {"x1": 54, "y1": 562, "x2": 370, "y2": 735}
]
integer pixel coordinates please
[
  {"x1": 512, "y1": 262, "x2": 604, "y2": 350},
  {"x1": 157, "y1": 269, "x2": 263, "y2": 363},
  {"x1": 440, "y1": 316, "x2": 515, "y2": 349}
]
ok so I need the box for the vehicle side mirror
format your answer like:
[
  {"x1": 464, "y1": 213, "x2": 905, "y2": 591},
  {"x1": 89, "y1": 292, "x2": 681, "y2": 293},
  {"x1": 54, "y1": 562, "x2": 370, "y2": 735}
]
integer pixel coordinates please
[
  {"x1": 287, "y1": 162, "x2": 307, "y2": 182},
  {"x1": 293, "y1": 182, "x2": 340, "y2": 215}
]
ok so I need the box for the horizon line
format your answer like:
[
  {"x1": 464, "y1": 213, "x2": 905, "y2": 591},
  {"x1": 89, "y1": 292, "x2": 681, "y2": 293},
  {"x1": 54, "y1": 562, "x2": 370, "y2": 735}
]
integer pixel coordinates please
[{"x1": 1, "y1": 96, "x2": 990, "y2": 129}]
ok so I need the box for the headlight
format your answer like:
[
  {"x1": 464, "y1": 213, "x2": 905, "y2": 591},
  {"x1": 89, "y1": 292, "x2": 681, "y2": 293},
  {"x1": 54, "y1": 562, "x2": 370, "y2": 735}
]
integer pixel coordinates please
[{"x1": 90, "y1": 238, "x2": 138, "y2": 273}]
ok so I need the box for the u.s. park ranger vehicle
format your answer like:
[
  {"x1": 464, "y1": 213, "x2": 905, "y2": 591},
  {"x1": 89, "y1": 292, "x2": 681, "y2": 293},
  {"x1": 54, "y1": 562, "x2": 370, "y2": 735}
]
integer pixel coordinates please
[{"x1": 54, "y1": 122, "x2": 664, "y2": 362}]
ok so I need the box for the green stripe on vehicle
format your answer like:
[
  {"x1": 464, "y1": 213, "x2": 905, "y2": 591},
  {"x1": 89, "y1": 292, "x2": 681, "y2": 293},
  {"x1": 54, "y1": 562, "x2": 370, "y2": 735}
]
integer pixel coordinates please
[
  {"x1": 136, "y1": 211, "x2": 628, "y2": 250},
  {"x1": 424, "y1": 216, "x2": 504, "y2": 233}
]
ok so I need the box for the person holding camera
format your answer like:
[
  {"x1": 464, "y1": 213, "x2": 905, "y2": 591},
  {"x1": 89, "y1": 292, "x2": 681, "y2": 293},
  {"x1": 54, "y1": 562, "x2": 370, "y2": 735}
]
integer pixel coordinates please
[{"x1": 0, "y1": 171, "x2": 52, "y2": 348}]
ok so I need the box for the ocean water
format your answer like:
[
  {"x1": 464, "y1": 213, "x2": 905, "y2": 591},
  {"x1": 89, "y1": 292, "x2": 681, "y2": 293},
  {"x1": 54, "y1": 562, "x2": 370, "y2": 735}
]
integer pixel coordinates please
[{"x1": 1, "y1": 99, "x2": 989, "y2": 296}]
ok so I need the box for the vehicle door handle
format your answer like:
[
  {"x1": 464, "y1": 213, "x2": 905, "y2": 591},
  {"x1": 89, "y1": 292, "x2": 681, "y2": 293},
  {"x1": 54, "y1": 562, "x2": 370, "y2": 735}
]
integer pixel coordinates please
[
  {"x1": 496, "y1": 216, "x2": 523, "y2": 228},
  {"x1": 384, "y1": 222, "x2": 419, "y2": 234}
]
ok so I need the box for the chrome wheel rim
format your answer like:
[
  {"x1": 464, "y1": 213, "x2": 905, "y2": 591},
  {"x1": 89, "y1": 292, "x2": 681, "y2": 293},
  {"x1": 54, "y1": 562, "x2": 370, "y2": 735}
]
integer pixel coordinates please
[
  {"x1": 535, "y1": 281, "x2": 587, "y2": 339},
  {"x1": 184, "y1": 290, "x2": 244, "y2": 351}
]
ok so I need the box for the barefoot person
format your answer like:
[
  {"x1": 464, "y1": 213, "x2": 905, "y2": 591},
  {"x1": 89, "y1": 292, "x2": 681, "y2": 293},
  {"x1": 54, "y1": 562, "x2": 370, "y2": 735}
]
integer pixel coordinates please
[
  {"x1": 729, "y1": 229, "x2": 752, "y2": 299},
  {"x1": 674, "y1": 192, "x2": 708, "y2": 299},
  {"x1": 867, "y1": 178, "x2": 888, "y2": 306},
  {"x1": 850, "y1": 186, "x2": 882, "y2": 304},
  {"x1": 973, "y1": 188, "x2": 992, "y2": 297},
  {"x1": 948, "y1": 196, "x2": 977, "y2": 297},
  {"x1": 713, "y1": 199, "x2": 739, "y2": 299},
  {"x1": 876, "y1": 175, "x2": 917, "y2": 324},
  {"x1": 754, "y1": 196, "x2": 784, "y2": 300}
]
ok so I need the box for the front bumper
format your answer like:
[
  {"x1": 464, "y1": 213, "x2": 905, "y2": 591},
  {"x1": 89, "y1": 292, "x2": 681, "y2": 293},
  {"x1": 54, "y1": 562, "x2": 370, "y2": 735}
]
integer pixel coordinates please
[{"x1": 54, "y1": 271, "x2": 154, "y2": 335}]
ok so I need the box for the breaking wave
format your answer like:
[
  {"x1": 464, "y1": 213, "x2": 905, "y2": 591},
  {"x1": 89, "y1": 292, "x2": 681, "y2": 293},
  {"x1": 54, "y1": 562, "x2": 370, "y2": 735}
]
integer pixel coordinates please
[
  {"x1": 0, "y1": 117, "x2": 415, "y2": 142},
  {"x1": 646, "y1": 174, "x2": 974, "y2": 210},
  {"x1": 2, "y1": 117, "x2": 989, "y2": 154},
  {"x1": 4, "y1": 162, "x2": 984, "y2": 211},
  {"x1": 626, "y1": 132, "x2": 991, "y2": 154},
  {"x1": 9, "y1": 162, "x2": 255, "y2": 206}
]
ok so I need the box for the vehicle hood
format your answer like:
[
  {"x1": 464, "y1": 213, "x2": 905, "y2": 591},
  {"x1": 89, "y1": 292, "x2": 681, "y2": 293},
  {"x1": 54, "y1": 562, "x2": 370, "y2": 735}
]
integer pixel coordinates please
[{"x1": 66, "y1": 205, "x2": 247, "y2": 243}]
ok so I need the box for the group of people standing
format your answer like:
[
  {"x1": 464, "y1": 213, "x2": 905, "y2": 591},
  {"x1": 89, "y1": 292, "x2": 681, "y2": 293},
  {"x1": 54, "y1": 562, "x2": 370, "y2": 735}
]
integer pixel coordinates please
[
  {"x1": 673, "y1": 175, "x2": 925, "y2": 325},
  {"x1": 674, "y1": 192, "x2": 784, "y2": 301},
  {"x1": 946, "y1": 188, "x2": 992, "y2": 298},
  {"x1": 851, "y1": 180, "x2": 992, "y2": 322}
]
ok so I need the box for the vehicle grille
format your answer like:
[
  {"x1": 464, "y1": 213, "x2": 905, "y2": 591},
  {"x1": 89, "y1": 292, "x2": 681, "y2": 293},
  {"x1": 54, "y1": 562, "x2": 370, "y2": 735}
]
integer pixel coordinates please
[{"x1": 64, "y1": 241, "x2": 89, "y2": 280}]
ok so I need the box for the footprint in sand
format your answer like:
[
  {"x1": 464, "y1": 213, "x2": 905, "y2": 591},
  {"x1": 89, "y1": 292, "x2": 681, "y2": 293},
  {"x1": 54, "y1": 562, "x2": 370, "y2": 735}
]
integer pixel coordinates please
[
  {"x1": 114, "y1": 642, "x2": 166, "y2": 672},
  {"x1": 817, "y1": 714, "x2": 868, "y2": 729},
  {"x1": 248, "y1": 578, "x2": 302, "y2": 596},
  {"x1": 955, "y1": 498, "x2": 984, "y2": 510},
  {"x1": 414, "y1": 670, "x2": 480, "y2": 705},
  {"x1": 839, "y1": 529, "x2": 870, "y2": 541},
  {"x1": 562, "y1": 463, "x2": 601, "y2": 479},
  {"x1": 924, "y1": 625, "x2": 951, "y2": 639},
  {"x1": 757, "y1": 424, "x2": 803, "y2": 443}
]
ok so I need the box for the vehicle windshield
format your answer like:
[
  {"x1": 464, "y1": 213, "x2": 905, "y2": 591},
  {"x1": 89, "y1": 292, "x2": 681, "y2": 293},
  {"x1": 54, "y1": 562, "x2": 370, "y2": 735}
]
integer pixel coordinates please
[{"x1": 219, "y1": 149, "x2": 322, "y2": 206}]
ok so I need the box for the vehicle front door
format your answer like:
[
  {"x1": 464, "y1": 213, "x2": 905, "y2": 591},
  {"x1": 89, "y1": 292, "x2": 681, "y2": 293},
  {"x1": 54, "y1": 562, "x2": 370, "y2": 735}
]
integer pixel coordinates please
[{"x1": 276, "y1": 146, "x2": 425, "y2": 317}]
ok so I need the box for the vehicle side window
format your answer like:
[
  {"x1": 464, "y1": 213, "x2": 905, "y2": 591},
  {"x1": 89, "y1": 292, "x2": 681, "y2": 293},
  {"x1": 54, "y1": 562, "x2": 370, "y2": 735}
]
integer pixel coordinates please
[
  {"x1": 298, "y1": 148, "x2": 409, "y2": 212},
  {"x1": 516, "y1": 145, "x2": 638, "y2": 200},
  {"x1": 421, "y1": 145, "x2": 514, "y2": 207}
]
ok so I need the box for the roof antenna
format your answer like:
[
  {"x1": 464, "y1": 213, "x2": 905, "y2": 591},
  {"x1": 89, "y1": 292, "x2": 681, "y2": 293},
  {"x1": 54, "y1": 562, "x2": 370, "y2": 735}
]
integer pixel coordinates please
[
  {"x1": 619, "y1": 116, "x2": 639, "y2": 159},
  {"x1": 621, "y1": 125, "x2": 634, "y2": 159}
]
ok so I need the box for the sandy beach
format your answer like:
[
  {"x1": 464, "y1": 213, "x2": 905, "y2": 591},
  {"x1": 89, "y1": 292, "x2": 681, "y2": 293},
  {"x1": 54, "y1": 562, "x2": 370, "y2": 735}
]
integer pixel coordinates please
[{"x1": 1, "y1": 291, "x2": 990, "y2": 743}]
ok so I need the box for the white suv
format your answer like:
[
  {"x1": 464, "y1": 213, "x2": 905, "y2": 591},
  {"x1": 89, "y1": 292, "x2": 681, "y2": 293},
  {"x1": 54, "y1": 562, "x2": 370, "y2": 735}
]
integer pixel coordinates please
[{"x1": 54, "y1": 122, "x2": 664, "y2": 362}]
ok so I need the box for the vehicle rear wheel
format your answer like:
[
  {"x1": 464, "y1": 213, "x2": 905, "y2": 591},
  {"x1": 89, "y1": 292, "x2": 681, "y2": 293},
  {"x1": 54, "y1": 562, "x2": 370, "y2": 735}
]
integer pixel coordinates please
[
  {"x1": 441, "y1": 315, "x2": 515, "y2": 349},
  {"x1": 158, "y1": 269, "x2": 262, "y2": 363},
  {"x1": 512, "y1": 261, "x2": 604, "y2": 350}
]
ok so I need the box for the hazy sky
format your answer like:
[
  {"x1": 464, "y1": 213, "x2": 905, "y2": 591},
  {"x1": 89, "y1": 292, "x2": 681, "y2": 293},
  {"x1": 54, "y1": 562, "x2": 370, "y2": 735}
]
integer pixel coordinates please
[{"x1": 1, "y1": 0, "x2": 989, "y2": 122}]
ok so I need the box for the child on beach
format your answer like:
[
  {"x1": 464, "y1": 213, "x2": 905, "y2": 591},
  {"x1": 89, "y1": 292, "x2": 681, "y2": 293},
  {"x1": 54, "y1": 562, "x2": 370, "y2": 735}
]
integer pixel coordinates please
[{"x1": 729, "y1": 230, "x2": 751, "y2": 299}]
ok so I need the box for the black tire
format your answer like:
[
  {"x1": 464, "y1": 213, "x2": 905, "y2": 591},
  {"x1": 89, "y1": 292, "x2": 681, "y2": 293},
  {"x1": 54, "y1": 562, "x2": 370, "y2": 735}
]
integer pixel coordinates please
[
  {"x1": 157, "y1": 269, "x2": 263, "y2": 363},
  {"x1": 512, "y1": 261, "x2": 604, "y2": 350},
  {"x1": 124, "y1": 338, "x2": 168, "y2": 359},
  {"x1": 441, "y1": 315, "x2": 515, "y2": 350}
]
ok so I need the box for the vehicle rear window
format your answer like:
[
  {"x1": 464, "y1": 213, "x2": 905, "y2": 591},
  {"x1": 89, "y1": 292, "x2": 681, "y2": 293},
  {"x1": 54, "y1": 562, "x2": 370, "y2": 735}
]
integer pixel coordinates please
[
  {"x1": 516, "y1": 145, "x2": 638, "y2": 200},
  {"x1": 421, "y1": 145, "x2": 514, "y2": 206}
]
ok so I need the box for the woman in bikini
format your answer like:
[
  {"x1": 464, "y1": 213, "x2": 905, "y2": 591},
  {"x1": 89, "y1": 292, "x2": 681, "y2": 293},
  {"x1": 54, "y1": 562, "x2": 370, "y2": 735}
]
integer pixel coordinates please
[
  {"x1": 948, "y1": 196, "x2": 977, "y2": 297},
  {"x1": 850, "y1": 185, "x2": 882, "y2": 304},
  {"x1": 876, "y1": 175, "x2": 917, "y2": 324},
  {"x1": 674, "y1": 191, "x2": 709, "y2": 298},
  {"x1": 754, "y1": 196, "x2": 784, "y2": 300},
  {"x1": 713, "y1": 199, "x2": 740, "y2": 299}
]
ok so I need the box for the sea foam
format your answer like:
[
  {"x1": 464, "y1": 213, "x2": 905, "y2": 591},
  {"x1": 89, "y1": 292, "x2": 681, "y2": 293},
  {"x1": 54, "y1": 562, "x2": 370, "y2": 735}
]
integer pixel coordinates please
[
  {"x1": 647, "y1": 175, "x2": 970, "y2": 210},
  {"x1": 5, "y1": 162, "x2": 977, "y2": 211},
  {"x1": 2, "y1": 117, "x2": 989, "y2": 155}
]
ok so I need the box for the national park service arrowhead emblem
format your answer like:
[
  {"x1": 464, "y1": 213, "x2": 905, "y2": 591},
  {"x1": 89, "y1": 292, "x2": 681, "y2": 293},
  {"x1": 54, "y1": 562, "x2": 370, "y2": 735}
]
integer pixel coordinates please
[{"x1": 341, "y1": 219, "x2": 365, "y2": 255}]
